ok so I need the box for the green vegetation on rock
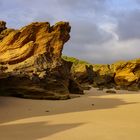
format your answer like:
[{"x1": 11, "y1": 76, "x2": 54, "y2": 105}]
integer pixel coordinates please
[
  {"x1": 62, "y1": 56, "x2": 94, "y2": 85},
  {"x1": 63, "y1": 56, "x2": 140, "y2": 91}
]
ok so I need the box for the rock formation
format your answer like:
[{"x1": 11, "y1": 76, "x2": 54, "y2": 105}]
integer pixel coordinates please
[
  {"x1": 62, "y1": 56, "x2": 94, "y2": 90},
  {"x1": 92, "y1": 64, "x2": 115, "y2": 88},
  {"x1": 113, "y1": 59, "x2": 140, "y2": 90},
  {"x1": 0, "y1": 21, "x2": 83, "y2": 99},
  {"x1": 93, "y1": 60, "x2": 140, "y2": 90},
  {"x1": 63, "y1": 56, "x2": 140, "y2": 91}
]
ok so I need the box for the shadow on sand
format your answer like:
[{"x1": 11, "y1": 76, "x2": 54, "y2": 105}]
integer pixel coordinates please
[
  {"x1": 0, "y1": 93, "x2": 138, "y2": 123},
  {"x1": 0, "y1": 90, "x2": 139, "y2": 139},
  {"x1": 0, "y1": 121, "x2": 84, "y2": 140}
]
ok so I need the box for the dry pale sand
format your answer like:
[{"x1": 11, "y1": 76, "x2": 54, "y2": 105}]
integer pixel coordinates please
[{"x1": 0, "y1": 88, "x2": 140, "y2": 140}]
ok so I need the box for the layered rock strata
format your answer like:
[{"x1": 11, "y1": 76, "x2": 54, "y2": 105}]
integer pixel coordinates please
[{"x1": 0, "y1": 21, "x2": 83, "y2": 99}]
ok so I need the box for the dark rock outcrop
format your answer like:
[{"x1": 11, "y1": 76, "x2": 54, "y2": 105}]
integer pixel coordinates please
[
  {"x1": 92, "y1": 64, "x2": 115, "y2": 89},
  {"x1": 0, "y1": 21, "x2": 83, "y2": 99},
  {"x1": 62, "y1": 56, "x2": 94, "y2": 83},
  {"x1": 62, "y1": 56, "x2": 94, "y2": 90},
  {"x1": 106, "y1": 90, "x2": 116, "y2": 94},
  {"x1": 0, "y1": 21, "x2": 6, "y2": 32}
]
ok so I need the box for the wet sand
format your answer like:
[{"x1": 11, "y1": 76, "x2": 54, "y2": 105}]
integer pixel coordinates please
[{"x1": 0, "y1": 88, "x2": 140, "y2": 140}]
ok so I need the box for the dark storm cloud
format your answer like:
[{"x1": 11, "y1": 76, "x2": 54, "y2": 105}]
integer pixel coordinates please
[
  {"x1": 63, "y1": 20, "x2": 114, "y2": 63},
  {"x1": 70, "y1": 20, "x2": 112, "y2": 45},
  {"x1": 116, "y1": 9, "x2": 140, "y2": 40},
  {"x1": 58, "y1": 0, "x2": 107, "y2": 11},
  {"x1": 0, "y1": 0, "x2": 140, "y2": 63},
  {"x1": 135, "y1": 0, "x2": 140, "y2": 4}
]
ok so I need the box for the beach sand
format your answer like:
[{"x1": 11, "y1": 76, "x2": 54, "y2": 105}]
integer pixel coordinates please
[{"x1": 0, "y1": 88, "x2": 140, "y2": 140}]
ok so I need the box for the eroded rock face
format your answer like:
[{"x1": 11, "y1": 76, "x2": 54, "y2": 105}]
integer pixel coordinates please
[
  {"x1": 62, "y1": 56, "x2": 94, "y2": 83},
  {"x1": 63, "y1": 56, "x2": 140, "y2": 91},
  {"x1": 62, "y1": 56, "x2": 94, "y2": 90},
  {"x1": 92, "y1": 64, "x2": 115, "y2": 88},
  {"x1": 92, "y1": 60, "x2": 140, "y2": 90},
  {"x1": 0, "y1": 21, "x2": 6, "y2": 32},
  {"x1": 0, "y1": 21, "x2": 83, "y2": 99},
  {"x1": 93, "y1": 59, "x2": 140, "y2": 90},
  {"x1": 113, "y1": 59, "x2": 140, "y2": 89}
]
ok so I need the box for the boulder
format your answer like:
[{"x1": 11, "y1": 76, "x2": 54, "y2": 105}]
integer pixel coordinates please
[
  {"x1": 106, "y1": 90, "x2": 116, "y2": 94},
  {"x1": 0, "y1": 21, "x2": 83, "y2": 99}
]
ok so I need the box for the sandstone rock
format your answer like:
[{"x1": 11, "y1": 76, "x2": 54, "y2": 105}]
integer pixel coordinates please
[
  {"x1": 93, "y1": 59, "x2": 140, "y2": 90},
  {"x1": 0, "y1": 21, "x2": 83, "y2": 99},
  {"x1": 93, "y1": 64, "x2": 115, "y2": 88},
  {"x1": 62, "y1": 56, "x2": 140, "y2": 91},
  {"x1": 68, "y1": 78, "x2": 83, "y2": 94},
  {"x1": 62, "y1": 56, "x2": 116, "y2": 89},
  {"x1": 72, "y1": 64, "x2": 94, "y2": 84},
  {"x1": 0, "y1": 28, "x2": 15, "y2": 40},
  {"x1": 0, "y1": 21, "x2": 6, "y2": 32},
  {"x1": 114, "y1": 59, "x2": 140, "y2": 87},
  {"x1": 62, "y1": 56, "x2": 94, "y2": 84}
]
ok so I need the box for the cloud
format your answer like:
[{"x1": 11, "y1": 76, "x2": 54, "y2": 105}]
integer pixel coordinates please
[
  {"x1": 58, "y1": 0, "x2": 107, "y2": 11},
  {"x1": 71, "y1": 20, "x2": 112, "y2": 45},
  {"x1": 116, "y1": 9, "x2": 140, "y2": 41},
  {"x1": 0, "y1": 0, "x2": 140, "y2": 63},
  {"x1": 135, "y1": 0, "x2": 140, "y2": 4},
  {"x1": 64, "y1": 38, "x2": 140, "y2": 64}
]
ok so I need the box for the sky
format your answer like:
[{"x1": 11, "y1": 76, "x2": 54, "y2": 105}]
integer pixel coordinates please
[{"x1": 0, "y1": 0, "x2": 140, "y2": 63}]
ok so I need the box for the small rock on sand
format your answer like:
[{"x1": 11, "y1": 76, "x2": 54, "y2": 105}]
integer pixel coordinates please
[{"x1": 106, "y1": 90, "x2": 116, "y2": 94}]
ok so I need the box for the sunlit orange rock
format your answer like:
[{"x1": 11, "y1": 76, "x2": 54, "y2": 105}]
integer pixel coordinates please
[{"x1": 0, "y1": 21, "x2": 83, "y2": 99}]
